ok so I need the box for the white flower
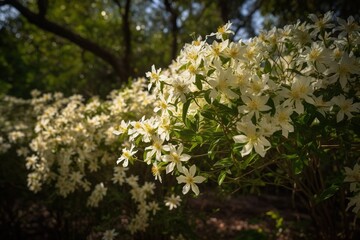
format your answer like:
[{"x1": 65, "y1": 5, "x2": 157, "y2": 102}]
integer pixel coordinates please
[
  {"x1": 117, "y1": 144, "x2": 137, "y2": 167},
  {"x1": 211, "y1": 21, "x2": 234, "y2": 39},
  {"x1": 162, "y1": 143, "x2": 191, "y2": 174},
  {"x1": 112, "y1": 166, "x2": 127, "y2": 186},
  {"x1": 273, "y1": 106, "x2": 294, "y2": 138},
  {"x1": 157, "y1": 116, "x2": 171, "y2": 141},
  {"x1": 151, "y1": 162, "x2": 162, "y2": 183},
  {"x1": 233, "y1": 121, "x2": 271, "y2": 157},
  {"x1": 281, "y1": 75, "x2": 315, "y2": 114},
  {"x1": 140, "y1": 117, "x2": 160, "y2": 143},
  {"x1": 326, "y1": 54, "x2": 359, "y2": 90},
  {"x1": 112, "y1": 120, "x2": 128, "y2": 135},
  {"x1": 145, "y1": 135, "x2": 165, "y2": 162},
  {"x1": 102, "y1": 229, "x2": 118, "y2": 240},
  {"x1": 87, "y1": 183, "x2": 107, "y2": 207},
  {"x1": 126, "y1": 175, "x2": 139, "y2": 188},
  {"x1": 164, "y1": 194, "x2": 182, "y2": 210},
  {"x1": 170, "y1": 76, "x2": 191, "y2": 103},
  {"x1": 154, "y1": 93, "x2": 171, "y2": 115},
  {"x1": 238, "y1": 94, "x2": 271, "y2": 120},
  {"x1": 207, "y1": 39, "x2": 229, "y2": 60},
  {"x1": 331, "y1": 95, "x2": 360, "y2": 122},
  {"x1": 128, "y1": 119, "x2": 144, "y2": 140},
  {"x1": 176, "y1": 165, "x2": 206, "y2": 195},
  {"x1": 301, "y1": 42, "x2": 329, "y2": 71},
  {"x1": 147, "y1": 201, "x2": 160, "y2": 215},
  {"x1": 146, "y1": 65, "x2": 162, "y2": 90},
  {"x1": 344, "y1": 163, "x2": 360, "y2": 192},
  {"x1": 334, "y1": 16, "x2": 360, "y2": 38},
  {"x1": 346, "y1": 192, "x2": 360, "y2": 214},
  {"x1": 208, "y1": 63, "x2": 238, "y2": 100},
  {"x1": 308, "y1": 11, "x2": 334, "y2": 35},
  {"x1": 26, "y1": 155, "x2": 39, "y2": 170}
]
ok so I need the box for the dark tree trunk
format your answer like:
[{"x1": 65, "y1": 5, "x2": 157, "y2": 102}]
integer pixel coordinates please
[
  {"x1": 114, "y1": 0, "x2": 132, "y2": 79},
  {"x1": 164, "y1": 0, "x2": 179, "y2": 61},
  {"x1": 123, "y1": 0, "x2": 132, "y2": 77}
]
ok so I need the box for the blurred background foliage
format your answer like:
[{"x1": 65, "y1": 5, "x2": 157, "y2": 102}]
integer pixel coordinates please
[{"x1": 0, "y1": 0, "x2": 359, "y2": 98}]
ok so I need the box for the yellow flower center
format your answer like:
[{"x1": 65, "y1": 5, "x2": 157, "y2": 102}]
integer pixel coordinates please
[{"x1": 171, "y1": 152, "x2": 180, "y2": 163}]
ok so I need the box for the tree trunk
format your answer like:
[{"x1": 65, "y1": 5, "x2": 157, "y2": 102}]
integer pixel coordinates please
[{"x1": 164, "y1": 0, "x2": 179, "y2": 61}]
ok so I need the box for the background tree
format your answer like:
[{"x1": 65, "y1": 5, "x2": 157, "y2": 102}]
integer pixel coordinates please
[{"x1": 0, "y1": 0, "x2": 358, "y2": 97}]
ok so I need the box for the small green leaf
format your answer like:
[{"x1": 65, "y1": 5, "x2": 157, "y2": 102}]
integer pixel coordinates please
[
  {"x1": 195, "y1": 74, "x2": 204, "y2": 90},
  {"x1": 218, "y1": 170, "x2": 227, "y2": 186},
  {"x1": 182, "y1": 99, "x2": 192, "y2": 124},
  {"x1": 239, "y1": 153, "x2": 258, "y2": 169},
  {"x1": 207, "y1": 68, "x2": 216, "y2": 77},
  {"x1": 263, "y1": 59, "x2": 272, "y2": 73},
  {"x1": 201, "y1": 109, "x2": 215, "y2": 120},
  {"x1": 204, "y1": 90, "x2": 212, "y2": 104},
  {"x1": 293, "y1": 158, "x2": 304, "y2": 175},
  {"x1": 214, "y1": 158, "x2": 233, "y2": 168},
  {"x1": 315, "y1": 184, "x2": 340, "y2": 204}
]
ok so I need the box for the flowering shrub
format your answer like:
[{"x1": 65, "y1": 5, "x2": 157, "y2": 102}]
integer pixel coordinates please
[
  {"x1": 1, "y1": 11, "x2": 359, "y2": 240},
  {"x1": 116, "y1": 12, "x2": 360, "y2": 239}
]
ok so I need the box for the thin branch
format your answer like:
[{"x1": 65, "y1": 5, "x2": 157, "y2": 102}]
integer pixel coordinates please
[{"x1": 5, "y1": 0, "x2": 127, "y2": 83}]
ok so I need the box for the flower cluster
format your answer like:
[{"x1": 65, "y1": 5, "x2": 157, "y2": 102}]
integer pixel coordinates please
[
  {"x1": 27, "y1": 78, "x2": 155, "y2": 196},
  {"x1": 115, "y1": 13, "x2": 360, "y2": 208}
]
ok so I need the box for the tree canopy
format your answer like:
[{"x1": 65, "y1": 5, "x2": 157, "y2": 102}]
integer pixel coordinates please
[{"x1": 0, "y1": 0, "x2": 358, "y2": 97}]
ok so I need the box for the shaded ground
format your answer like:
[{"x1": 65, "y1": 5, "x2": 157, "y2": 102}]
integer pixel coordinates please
[
  {"x1": 1, "y1": 190, "x2": 314, "y2": 240},
  {"x1": 188, "y1": 192, "x2": 312, "y2": 240}
]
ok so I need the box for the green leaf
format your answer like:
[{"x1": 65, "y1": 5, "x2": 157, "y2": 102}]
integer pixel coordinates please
[
  {"x1": 315, "y1": 184, "x2": 340, "y2": 204},
  {"x1": 204, "y1": 90, "x2": 212, "y2": 104},
  {"x1": 239, "y1": 153, "x2": 258, "y2": 169},
  {"x1": 182, "y1": 98, "x2": 192, "y2": 124},
  {"x1": 214, "y1": 158, "x2": 233, "y2": 168},
  {"x1": 218, "y1": 170, "x2": 227, "y2": 186},
  {"x1": 195, "y1": 74, "x2": 204, "y2": 90},
  {"x1": 201, "y1": 108, "x2": 215, "y2": 120},
  {"x1": 263, "y1": 59, "x2": 272, "y2": 73},
  {"x1": 189, "y1": 135, "x2": 203, "y2": 151},
  {"x1": 207, "y1": 68, "x2": 216, "y2": 77},
  {"x1": 177, "y1": 129, "x2": 194, "y2": 140},
  {"x1": 293, "y1": 158, "x2": 304, "y2": 175}
]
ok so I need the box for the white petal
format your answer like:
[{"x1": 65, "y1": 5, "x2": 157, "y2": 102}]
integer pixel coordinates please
[
  {"x1": 123, "y1": 159, "x2": 129, "y2": 167},
  {"x1": 193, "y1": 176, "x2": 206, "y2": 183},
  {"x1": 337, "y1": 111, "x2": 344, "y2": 122},
  {"x1": 180, "y1": 154, "x2": 191, "y2": 162},
  {"x1": 176, "y1": 175, "x2": 187, "y2": 184},
  {"x1": 182, "y1": 184, "x2": 190, "y2": 194},
  {"x1": 166, "y1": 163, "x2": 175, "y2": 174},
  {"x1": 233, "y1": 135, "x2": 248, "y2": 143},
  {"x1": 241, "y1": 143, "x2": 253, "y2": 157},
  {"x1": 191, "y1": 184, "x2": 200, "y2": 196},
  {"x1": 189, "y1": 165, "x2": 196, "y2": 176}
]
